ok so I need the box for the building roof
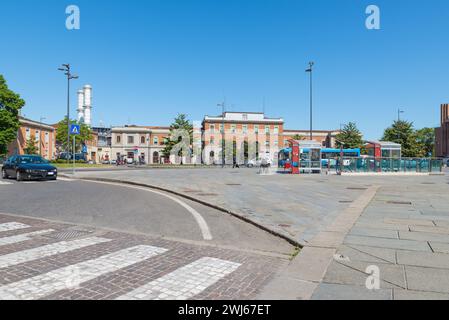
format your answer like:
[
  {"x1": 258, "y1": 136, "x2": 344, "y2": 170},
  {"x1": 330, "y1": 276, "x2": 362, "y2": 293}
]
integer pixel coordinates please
[{"x1": 19, "y1": 117, "x2": 55, "y2": 131}]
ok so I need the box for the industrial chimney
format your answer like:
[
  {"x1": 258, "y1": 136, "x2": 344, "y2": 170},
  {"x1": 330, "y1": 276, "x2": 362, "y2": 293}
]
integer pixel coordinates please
[
  {"x1": 83, "y1": 85, "x2": 92, "y2": 126},
  {"x1": 77, "y1": 90, "x2": 85, "y2": 123}
]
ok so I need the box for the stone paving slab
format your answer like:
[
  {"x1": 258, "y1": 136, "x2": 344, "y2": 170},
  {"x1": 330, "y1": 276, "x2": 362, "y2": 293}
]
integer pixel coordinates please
[
  {"x1": 312, "y1": 176, "x2": 449, "y2": 300},
  {"x1": 323, "y1": 261, "x2": 405, "y2": 289},
  {"x1": 396, "y1": 250, "x2": 449, "y2": 269},
  {"x1": 344, "y1": 235, "x2": 431, "y2": 252},
  {"x1": 393, "y1": 289, "x2": 449, "y2": 300},
  {"x1": 349, "y1": 227, "x2": 399, "y2": 239},
  {"x1": 336, "y1": 245, "x2": 396, "y2": 264},
  {"x1": 429, "y1": 242, "x2": 449, "y2": 254},
  {"x1": 312, "y1": 283, "x2": 393, "y2": 300},
  {"x1": 405, "y1": 266, "x2": 449, "y2": 294},
  {"x1": 399, "y1": 230, "x2": 449, "y2": 243}
]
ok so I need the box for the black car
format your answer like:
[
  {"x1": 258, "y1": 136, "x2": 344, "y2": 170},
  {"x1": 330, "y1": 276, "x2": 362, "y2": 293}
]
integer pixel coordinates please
[{"x1": 1, "y1": 155, "x2": 58, "y2": 181}]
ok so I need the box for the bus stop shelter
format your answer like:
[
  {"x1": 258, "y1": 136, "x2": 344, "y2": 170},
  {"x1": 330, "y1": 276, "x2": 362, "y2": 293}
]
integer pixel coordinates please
[{"x1": 288, "y1": 140, "x2": 322, "y2": 174}]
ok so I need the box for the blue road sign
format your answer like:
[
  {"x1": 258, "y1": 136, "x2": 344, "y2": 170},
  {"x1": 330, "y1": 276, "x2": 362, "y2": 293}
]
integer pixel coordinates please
[{"x1": 70, "y1": 124, "x2": 81, "y2": 135}]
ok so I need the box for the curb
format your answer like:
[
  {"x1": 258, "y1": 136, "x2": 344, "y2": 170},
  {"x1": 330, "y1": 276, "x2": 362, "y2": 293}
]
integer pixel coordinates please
[{"x1": 61, "y1": 175, "x2": 302, "y2": 249}]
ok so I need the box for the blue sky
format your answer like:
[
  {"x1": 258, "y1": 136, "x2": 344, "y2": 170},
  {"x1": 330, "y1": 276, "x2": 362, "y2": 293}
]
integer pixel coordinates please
[{"x1": 1, "y1": 0, "x2": 449, "y2": 139}]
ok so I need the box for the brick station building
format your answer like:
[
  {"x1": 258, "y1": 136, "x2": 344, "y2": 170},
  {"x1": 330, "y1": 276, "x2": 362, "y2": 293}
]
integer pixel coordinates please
[
  {"x1": 7, "y1": 117, "x2": 56, "y2": 160},
  {"x1": 202, "y1": 112, "x2": 339, "y2": 165}
]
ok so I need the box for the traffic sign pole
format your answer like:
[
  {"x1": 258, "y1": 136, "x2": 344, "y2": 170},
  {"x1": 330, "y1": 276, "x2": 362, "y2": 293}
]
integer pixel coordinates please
[{"x1": 73, "y1": 136, "x2": 76, "y2": 175}]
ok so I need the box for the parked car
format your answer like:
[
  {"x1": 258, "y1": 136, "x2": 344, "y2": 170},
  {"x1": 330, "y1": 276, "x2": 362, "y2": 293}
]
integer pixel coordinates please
[
  {"x1": 1, "y1": 155, "x2": 58, "y2": 181},
  {"x1": 247, "y1": 157, "x2": 272, "y2": 168},
  {"x1": 111, "y1": 160, "x2": 117, "y2": 165},
  {"x1": 126, "y1": 158, "x2": 134, "y2": 165}
]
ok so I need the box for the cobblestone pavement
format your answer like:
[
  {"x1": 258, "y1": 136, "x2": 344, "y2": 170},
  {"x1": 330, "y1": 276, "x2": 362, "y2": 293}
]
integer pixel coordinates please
[
  {"x1": 0, "y1": 214, "x2": 285, "y2": 300},
  {"x1": 312, "y1": 175, "x2": 449, "y2": 300}
]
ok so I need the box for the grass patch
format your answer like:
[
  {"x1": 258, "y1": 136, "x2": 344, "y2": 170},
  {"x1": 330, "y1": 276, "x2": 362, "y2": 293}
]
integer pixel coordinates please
[
  {"x1": 289, "y1": 247, "x2": 301, "y2": 261},
  {"x1": 55, "y1": 164, "x2": 111, "y2": 169}
]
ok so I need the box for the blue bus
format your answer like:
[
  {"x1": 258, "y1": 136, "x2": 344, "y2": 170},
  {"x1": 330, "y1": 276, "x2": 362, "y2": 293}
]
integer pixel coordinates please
[
  {"x1": 278, "y1": 148, "x2": 361, "y2": 168},
  {"x1": 320, "y1": 148, "x2": 361, "y2": 167}
]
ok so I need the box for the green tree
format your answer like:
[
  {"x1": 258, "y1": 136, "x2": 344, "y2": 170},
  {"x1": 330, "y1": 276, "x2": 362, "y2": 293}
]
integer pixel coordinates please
[
  {"x1": 0, "y1": 75, "x2": 25, "y2": 156},
  {"x1": 24, "y1": 138, "x2": 38, "y2": 155},
  {"x1": 415, "y1": 127, "x2": 435, "y2": 158},
  {"x1": 162, "y1": 114, "x2": 193, "y2": 159},
  {"x1": 336, "y1": 122, "x2": 364, "y2": 149},
  {"x1": 292, "y1": 134, "x2": 305, "y2": 141},
  {"x1": 381, "y1": 120, "x2": 421, "y2": 157},
  {"x1": 56, "y1": 118, "x2": 93, "y2": 153}
]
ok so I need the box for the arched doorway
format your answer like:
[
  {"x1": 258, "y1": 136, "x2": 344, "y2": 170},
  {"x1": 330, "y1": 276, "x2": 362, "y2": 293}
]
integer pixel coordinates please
[
  {"x1": 153, "y1": 151, "x2": 160, "y2": 164},
  {"x1": 209, "y1": 151, "x2": 215, "y2": 165}
]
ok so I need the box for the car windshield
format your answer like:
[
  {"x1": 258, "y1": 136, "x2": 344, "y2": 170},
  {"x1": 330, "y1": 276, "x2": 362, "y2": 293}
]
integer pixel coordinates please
[{"x1": 18, "y1": 156, "x2": 48, "y2": 164}]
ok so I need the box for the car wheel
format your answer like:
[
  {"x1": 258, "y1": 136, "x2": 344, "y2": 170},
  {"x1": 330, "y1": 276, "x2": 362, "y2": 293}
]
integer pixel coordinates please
[
  {"x1": 16, "y1": 171, "x2": 23, "y2": 182},
  {"x1": 1, "y1": 169, "x2": 8, "y2": 179}
]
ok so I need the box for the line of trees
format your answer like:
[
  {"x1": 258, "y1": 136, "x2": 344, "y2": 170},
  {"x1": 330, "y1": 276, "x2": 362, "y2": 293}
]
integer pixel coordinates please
[
  {"x1": 335, "y1": 121, "x2": 436, "y2": 158},
  {"x1": 0, "y1": 75, "x2": 25, "y2": 157}
]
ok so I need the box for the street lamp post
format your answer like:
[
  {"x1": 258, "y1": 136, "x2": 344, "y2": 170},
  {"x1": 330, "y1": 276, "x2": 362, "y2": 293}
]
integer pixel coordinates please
[
  {"x1": 217, "y1": 101, "x2": 226, "y2": 168},
  {"x1": 39, "y1": 117, "x2": 46, "y2": 157},
  {"x1": 398, "y1": 108, "x2": 405, "y2": 122},
  {"x1": 305, "y1": 62, "x2": 314, "y2": 141},
  {"x1": 58, "y1": 64, "x2": 78, "y2": 164}
]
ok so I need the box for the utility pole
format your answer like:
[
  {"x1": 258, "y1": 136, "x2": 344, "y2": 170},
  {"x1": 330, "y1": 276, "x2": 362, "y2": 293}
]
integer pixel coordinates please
[
  {"x1": 306, "y1": 62, "x2": 314, "y2": 141},
  {"x1": 39, "y1": 117, "x2": 46, "y2": 157},
  {"x1": 58, "y1": 64, "x2": 78, "y2": 164},
  {"x1": 398, "y1": 108, "x2": 404, "y2": 122},
  {"x1": 217, "y1": 101, "x2": 226, "y2": 168}
]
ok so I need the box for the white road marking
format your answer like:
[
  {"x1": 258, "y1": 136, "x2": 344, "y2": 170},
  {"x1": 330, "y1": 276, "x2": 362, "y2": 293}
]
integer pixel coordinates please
[
  {"x1": 117, "y1": 257, "x2": 241, "y2": 300},
  {"x1": 0, "y1": 229, "x2": 55, "y2": 246},
  {"x1": 0, "y1": 222, "x2": 30, "y2": 233},
  {"x1": 57, "y1": 177, "x2": 74, "y2": 182},
  {"x1": 0, "y1": 245, "x2": 168, "y2": 300},
  {"x1": 0, "y1": 181, "x2": 13, "y2": 186},
  {"x1": 87, "y1": 180, "x2": 213, "y2": 241},
  {"x1": 0, "y1": 236, "x2": 111, "y2": 269}
]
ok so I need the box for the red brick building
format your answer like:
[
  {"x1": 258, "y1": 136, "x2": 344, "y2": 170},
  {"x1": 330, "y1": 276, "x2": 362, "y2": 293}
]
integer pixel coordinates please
[{"x1": 436, "y1": 104, "x2": 449, "y2": 158}]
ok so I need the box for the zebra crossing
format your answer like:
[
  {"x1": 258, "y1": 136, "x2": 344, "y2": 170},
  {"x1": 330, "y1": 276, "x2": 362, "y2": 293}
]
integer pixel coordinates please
[{"x1": 0, "y1": 221, "x2": 247, "y2": 300}]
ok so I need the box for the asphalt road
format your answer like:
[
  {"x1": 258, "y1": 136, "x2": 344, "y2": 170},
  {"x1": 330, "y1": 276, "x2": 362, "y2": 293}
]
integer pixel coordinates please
[{"x1": 0, "y1": 178, "x2": 293, "y2": 255}]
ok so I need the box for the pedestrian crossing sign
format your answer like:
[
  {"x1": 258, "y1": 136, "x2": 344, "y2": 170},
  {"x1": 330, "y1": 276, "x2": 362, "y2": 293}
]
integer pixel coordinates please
[{"x1": 70, "y1": 124, "x2": 81, "y2": 135}]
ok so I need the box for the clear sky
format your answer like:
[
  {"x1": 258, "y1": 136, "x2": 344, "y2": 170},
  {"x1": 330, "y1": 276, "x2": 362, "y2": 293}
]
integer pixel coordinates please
[{"x1": 1, "y1": 0, "x2": 449, "y2": 140}]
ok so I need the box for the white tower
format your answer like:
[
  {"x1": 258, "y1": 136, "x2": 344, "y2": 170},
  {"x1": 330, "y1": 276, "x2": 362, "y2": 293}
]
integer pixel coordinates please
[
  {"x1": 77, "y1": 90, "x2": 85, "y2": 123},
  {"x1": 83, "y1": 85, "x2": 92, "y2": 126}
]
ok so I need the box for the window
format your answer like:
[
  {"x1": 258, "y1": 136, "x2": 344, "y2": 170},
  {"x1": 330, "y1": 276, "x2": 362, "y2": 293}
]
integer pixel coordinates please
[
  {"x1": 265, "y1": 141, "x2": 270, "y2": 147},
  {"x1": 231, "y1": 125, "x2": 236, "y2": 134},
  {"x1": 210, "y1": 125, "x2": 215, "y2": 133},
  {"x1": 127, "y1": 136, "x2": 134, "y2": 144},
  {"x1": 274, "y1": 140, "x2": 279, "y2": 147},
  {"x1": 153, "y1": 136, "x2": 159, "y2": 145},
  {"x1": 210, "y1": 136, "x2": 215, "y2": 145},
  {"x1": 141, "y1": 136, "x2": 146, "y2": 144},
  {"x1": 242, "y1": 125, "x2": 248, "y2": 134},
  {"x1": 25, "y1": 128, "x2": 31, "y2": 140},
  {"x1": 254, "y1": 125, "x2": 259, "y2": 134},
  {"x1": 220, "y1": 124, "x2": 224, "y2": 133},
  {"x1": 45, "y1": 132, "x2": 49, "y2": 144},
  {"x1": 116, "y1": 135, "x2": 121, "y2": 144},
  {"x1": 274, "y1": 126, "x2": 279, "y2": 134},
  {"x1": 35, "y1": 131, "x2": 40, "y2": 141},
  {"x1": 265, "y1": 126, "x2": 270, "y2": 134}
]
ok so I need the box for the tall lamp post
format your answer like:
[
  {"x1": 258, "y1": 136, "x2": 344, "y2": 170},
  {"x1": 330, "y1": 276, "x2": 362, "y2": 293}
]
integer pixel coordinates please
[
  {"x1": 397, "y1": 108, "x2": 405, "y2": 122},
  {"x1": 39, "y1": 117, "x2": 46, "y2": 157},
  {"x1": 217, "y1": 101, "x2": 226, "y2": 168},
  {"x1": 305, "y1": 62, "x2": 314, "y2": 141},
  {"x1": 58, "y1": 64, "x2": 78, "y2": 164}
]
